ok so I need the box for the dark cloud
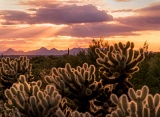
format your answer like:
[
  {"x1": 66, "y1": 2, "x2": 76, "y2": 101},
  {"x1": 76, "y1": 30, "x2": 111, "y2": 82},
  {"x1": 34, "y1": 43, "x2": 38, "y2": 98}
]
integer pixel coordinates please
[
  {"x1": 27, "y1": 8, "x2": 37, "y2": 11},
  {"x1": 136, "y1": 2, "x2": 160, "y2": 12},
  {"x1": 1, "y1": 4, "x2": 113, "y2": 25},
  {"x1": 0, "y1": 10, "x2": 30, "y2": 24},
  {"x1": 0, "y1": 22, "x2": 137, "y2": 39},
  {"x1": 117, "y1": 16, "x2": 160, "y2": 30},
  {"x1": 1, "y1": 10, "x2": 29, "y2": 21},
  {"x1": 111, "y1": 9, "x2": 133, "y2": 13},
  {"x1": 56, "y1": 23, "x2": 137, "y2": 37},
  {"x1": 31, "y1": 4, "x2": 113, "y2": 24},
  {"x1": 117, "y1": 3, "x2": 160, "y2": 31},
  {"x1": 134, "y1": 2, "x2": 160, "y2": 17},
  {"x1": 55, "y1": 3, "x2": 160, "y2": 37}
]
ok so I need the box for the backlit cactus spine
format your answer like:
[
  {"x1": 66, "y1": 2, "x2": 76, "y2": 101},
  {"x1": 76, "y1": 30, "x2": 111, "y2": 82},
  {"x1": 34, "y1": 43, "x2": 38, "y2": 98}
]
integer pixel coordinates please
[
  {"x1": 128, "y1": 85, "x2": 149, "y2": 117},
  {"x1": 0, "y1": 104, "x2": 21, "y2": 117},
  {"x1": 93, "y1": 86, "x2": 115, "y2": 116},
  {"x1": 0, "y1": 56, "x2": 34, "y2": 93},
  {"x1": 44, "y1": 63, "x2": 102, "y2": 114},
  {"x1": 71, "y1": 111, "x2": 91, "y2": 117},
  {"x1": 106, "y1": 85, "x2": 160, "y2": 117},
  {"x1": 95, "y1": 41, "x2": 145, "y2": 97},
  {"x1": 146, "y1": 94, "x2": 160, "y2": 117},
  {"x1": 3, "y1": 75, "x2": 62, "y2": 117}
]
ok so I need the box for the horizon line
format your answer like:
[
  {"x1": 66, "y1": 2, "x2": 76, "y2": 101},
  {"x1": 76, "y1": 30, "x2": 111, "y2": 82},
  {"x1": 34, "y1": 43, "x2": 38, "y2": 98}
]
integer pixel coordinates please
[{"x1": 0, "y1": 47, "x2": 89, "y2": 53}]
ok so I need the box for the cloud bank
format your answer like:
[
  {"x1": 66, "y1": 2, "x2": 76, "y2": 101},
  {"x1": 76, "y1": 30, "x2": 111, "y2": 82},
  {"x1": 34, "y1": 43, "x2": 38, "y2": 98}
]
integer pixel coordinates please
[
  {"x1": 0, "y1": 2, "x2": 160, "y2": 37},
  {"x1": 117, "y1": 2, "x2": 160, "y2": 31},
  {"x1": 0, "y1": 1, "x2": 160, "y2": 51},
  {"x1": 1, "y1": 4, "x2": 112, "y2": 25}
]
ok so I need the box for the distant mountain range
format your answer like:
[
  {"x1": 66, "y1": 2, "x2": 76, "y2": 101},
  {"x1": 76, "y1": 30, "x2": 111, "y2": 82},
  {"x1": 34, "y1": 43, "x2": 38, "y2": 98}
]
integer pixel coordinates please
[{"x1": 0, "y1": 47, "x2": 88, "y2": 55}]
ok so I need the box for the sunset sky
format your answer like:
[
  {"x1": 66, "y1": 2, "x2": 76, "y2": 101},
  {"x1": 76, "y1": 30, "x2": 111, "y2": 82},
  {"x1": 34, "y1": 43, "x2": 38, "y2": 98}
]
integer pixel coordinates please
[{"x1": 0, "y1": 0, "x2": 160, "y2": 52}]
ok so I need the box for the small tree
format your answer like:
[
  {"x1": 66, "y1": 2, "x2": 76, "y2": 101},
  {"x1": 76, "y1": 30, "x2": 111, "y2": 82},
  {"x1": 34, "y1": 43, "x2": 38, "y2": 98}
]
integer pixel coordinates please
[{"x1": 87, "y1": 38, "x2": 109, "y2": 66}]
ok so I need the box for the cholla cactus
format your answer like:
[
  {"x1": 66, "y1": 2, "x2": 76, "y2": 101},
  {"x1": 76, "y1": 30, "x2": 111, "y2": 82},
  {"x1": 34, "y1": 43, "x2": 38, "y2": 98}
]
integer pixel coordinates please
[
  {"x1": 71, "y1": 111, "x2": 91, "y2": 117},
  {"x1": 93, "y1": 86, "x2": 116, "y2": 116},
  {"x1": 0, "y1": 56, "x2": 34, "y2": 100},
  {"x1": 0, "y1": 56, "x2": 34, "y2": 85},
  {"x1": 95, "y1": 41, "x2": 145, "y2": 97},
  {"x1": 44, "y1": 63, "x2": 102, "y2": 113},
  {"x1": 106, "y1": 85, "x2": 160, "y2": 117},
  {"x1": 57, "y1": 110, "x2": 92, "y2": 117},
  {"x1": 0, "y1": 104, "x2": 21, "y2": 117},
  {"x1": 3, "y1": 75, "x2": 62, "y2": 117}
]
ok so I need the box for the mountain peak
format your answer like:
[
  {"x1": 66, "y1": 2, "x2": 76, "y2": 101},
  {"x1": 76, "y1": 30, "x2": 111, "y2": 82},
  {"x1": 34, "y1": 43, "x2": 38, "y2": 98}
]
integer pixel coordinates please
[
  {"x1": 50, "y1": 48, "x2": 57, "y2": 50},
  {"x1": 39, "y1": 47, "x2": 48, "y2": 50},
  {"x1": 7, "y1": 48, "x2": 15, "y2": 52},
  {"x1": 3, "y1": 48, "x2": 16, "y2": 55},
  {"x1": 1, "y1": 47, "x2": 88, "y2": 55}
]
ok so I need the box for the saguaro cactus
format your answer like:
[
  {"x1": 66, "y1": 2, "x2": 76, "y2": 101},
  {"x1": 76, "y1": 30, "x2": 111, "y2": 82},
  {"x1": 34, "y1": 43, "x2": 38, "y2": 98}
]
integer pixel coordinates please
[
  {"x1": 44, "y1": 63, "x2": 102, "y2": 114},
  {"x1": 95, "y1": 41, "x2": 145, "y2": 97},
  {"x1": 3, "y1": 75, "x2": 62, "y2": 117},
  {"x1": 106, "y1": 85, "x2": 160, "y2": 117}
]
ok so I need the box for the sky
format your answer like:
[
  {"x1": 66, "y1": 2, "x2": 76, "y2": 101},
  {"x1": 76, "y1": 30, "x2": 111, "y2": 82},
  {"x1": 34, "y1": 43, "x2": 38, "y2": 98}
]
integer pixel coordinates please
[{"x1": 0, "y1": 0, "x2": 160, "y2": 52}]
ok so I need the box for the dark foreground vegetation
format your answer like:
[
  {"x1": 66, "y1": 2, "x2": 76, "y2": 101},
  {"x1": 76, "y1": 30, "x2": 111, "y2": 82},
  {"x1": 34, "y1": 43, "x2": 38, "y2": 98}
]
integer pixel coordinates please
[
  {"x1": 0, "y1": 39, "x2": 160, "y2": 117},
  {"x1": 30, "y1": 40, "x2": 160, "y2": 95}
]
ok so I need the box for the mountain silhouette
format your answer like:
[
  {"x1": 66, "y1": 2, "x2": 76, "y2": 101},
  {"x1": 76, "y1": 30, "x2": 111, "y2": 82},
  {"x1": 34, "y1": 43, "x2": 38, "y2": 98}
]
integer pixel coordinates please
[
  {"x1": 1, "y1": 47, "x2": 87, "y2": 55},
  {"x1": 2, "y1": 48, "x2": 25, "y2": 55}
]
